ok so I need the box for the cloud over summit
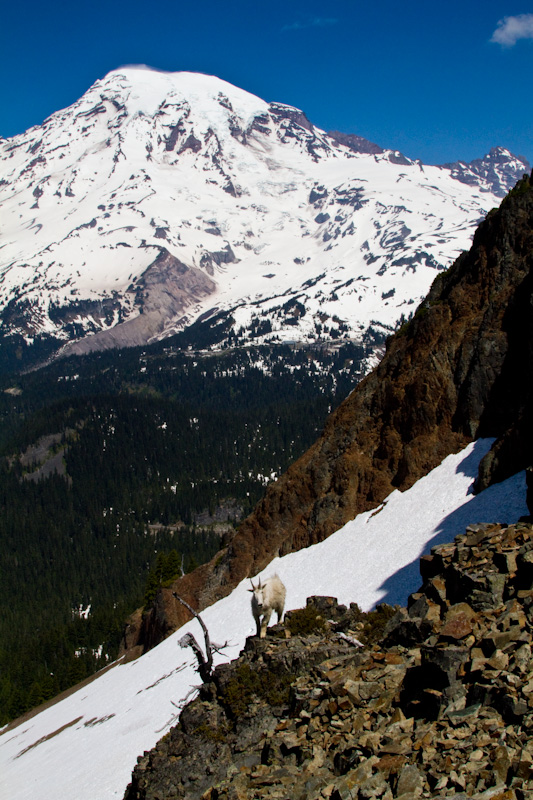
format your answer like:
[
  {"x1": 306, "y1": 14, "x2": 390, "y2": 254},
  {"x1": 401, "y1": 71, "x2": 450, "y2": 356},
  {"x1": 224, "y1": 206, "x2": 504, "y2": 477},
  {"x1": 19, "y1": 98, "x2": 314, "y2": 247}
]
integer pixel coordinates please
[
  {"x1": 491, "y1": 13, "x2": 533, "y2": 46},
  {"x1": 282, "y1": 17, "x2": 338, "y2": 33}
]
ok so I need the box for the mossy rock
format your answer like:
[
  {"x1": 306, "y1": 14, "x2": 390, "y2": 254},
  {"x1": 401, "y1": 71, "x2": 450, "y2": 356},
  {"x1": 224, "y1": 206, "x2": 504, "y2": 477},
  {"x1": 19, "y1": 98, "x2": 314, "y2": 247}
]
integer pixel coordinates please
[
  {"x1": 218, "y1": 662, "x2": 295, "y2": 720},
  {"x1": 285, "y1": 605, "x2": 327, "y2": 636}
]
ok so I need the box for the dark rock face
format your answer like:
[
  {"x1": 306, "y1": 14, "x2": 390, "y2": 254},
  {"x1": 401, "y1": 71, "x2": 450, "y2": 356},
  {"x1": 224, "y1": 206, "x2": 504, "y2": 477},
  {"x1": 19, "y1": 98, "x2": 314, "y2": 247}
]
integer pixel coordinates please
[
  {"x1": 199, "y1": 245, "x2": 238, "y2": 275},
  {"x1": 268, "y1": 103, "x2": 314, "y2": 133},
  {"x1": 527, "y1": 468, "x2": 533, "y2": 517},
  {"x1": 179, "y1": 133, "x2": 202, "y2": 154},
  {"x1": 387, "y1": 151, "x2": 412, "y2": 166},
  {"x1": 327, "y1": 130, "x2": 384, "y2": 155},
  {"x1": 124, "y1": 522, "x2": 533, "y2": 800}
]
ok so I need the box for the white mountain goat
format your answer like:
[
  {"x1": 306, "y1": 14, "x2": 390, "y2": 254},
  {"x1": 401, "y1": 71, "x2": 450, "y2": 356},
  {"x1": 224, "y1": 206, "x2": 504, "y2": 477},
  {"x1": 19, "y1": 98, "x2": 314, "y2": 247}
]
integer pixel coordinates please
[{"x1": 249, "y1": 574, "x2": 286, "y2": 638}]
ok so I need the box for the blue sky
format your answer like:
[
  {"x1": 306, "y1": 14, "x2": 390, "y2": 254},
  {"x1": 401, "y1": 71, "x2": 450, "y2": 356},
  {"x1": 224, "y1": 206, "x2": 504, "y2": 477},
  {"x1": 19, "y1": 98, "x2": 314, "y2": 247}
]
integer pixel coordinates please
[{"x1": 1, "y1": 0, "x2": 532, "y2": 165}]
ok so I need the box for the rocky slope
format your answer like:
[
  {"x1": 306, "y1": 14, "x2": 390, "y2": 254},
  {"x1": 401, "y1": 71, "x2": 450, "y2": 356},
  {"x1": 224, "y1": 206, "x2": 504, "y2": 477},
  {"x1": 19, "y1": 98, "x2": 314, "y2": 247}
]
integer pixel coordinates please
[
  {"x1": 124, "y1": 171, "x2": 533, "y2": 654},
  {"x1": 124, "y1": 520, "x2": 533, "y2": 800},
  {"x1": 0, "y1": 66, "x2": 528, "y2": 365}
]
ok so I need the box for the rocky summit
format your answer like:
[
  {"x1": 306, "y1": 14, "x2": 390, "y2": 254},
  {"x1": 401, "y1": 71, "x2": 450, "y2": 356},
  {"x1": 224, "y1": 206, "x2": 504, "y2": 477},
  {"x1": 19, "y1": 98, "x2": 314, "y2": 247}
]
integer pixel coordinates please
[{"x1": 124, "y1": 521, "x2": 533, "y2": 800}]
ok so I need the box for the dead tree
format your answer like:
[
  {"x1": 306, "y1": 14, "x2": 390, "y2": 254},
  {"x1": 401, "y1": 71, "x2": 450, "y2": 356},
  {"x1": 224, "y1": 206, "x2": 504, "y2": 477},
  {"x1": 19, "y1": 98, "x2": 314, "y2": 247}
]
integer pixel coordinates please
[{"x1": 173, "y1": 592, "x2": 215, "y2": 682}]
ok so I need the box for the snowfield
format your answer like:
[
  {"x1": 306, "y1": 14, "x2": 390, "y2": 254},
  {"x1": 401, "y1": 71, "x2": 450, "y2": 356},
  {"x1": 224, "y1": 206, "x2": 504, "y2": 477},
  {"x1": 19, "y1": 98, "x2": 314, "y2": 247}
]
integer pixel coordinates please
[
  {"x1": 0, "y1": 66, "x2": 528, "y2": 356},
  {"x1": 0, "y1": 439, "x2": 528, "y2": 800}
]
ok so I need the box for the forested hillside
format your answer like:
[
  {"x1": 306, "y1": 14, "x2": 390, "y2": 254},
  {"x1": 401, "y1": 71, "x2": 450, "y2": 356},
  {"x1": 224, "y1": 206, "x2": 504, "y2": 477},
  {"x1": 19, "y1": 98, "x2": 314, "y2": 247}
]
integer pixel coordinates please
[{"x1": 0, "y1": 338, "x2": 376, "y2": 723}]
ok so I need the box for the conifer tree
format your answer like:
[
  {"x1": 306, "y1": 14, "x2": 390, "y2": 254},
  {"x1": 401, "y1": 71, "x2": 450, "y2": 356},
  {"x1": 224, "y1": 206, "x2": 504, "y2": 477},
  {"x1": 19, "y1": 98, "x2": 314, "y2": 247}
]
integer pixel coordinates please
[{"x1": 161, "y1": 549, "x2": 181, "y2": 584}]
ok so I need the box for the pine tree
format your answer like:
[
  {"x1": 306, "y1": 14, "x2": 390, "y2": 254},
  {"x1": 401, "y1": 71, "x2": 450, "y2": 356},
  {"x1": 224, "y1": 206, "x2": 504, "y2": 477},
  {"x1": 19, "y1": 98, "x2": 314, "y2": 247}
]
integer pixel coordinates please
[
  {"x1": 161, "y1": 549, "x2": 181, "y2": 584},
  {"x1": 143, "y1": 568, "x2": 161, "y2": 609}
]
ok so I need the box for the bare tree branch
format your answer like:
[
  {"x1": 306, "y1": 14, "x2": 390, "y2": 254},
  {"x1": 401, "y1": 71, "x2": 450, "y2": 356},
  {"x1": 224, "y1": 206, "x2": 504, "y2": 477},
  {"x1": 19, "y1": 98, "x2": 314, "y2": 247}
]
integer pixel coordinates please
[
  {"x1": 173, "y1": 592, "x2": 214, "y2": 681},
  {"x1": 210, "y1": 641, "x2": 231, "y2": 656}
]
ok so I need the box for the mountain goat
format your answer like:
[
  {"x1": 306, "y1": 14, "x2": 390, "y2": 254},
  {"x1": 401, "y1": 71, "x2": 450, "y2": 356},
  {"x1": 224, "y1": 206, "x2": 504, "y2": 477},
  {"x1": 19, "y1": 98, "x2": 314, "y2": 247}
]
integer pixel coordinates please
[{"x1": 249, "y1": 574, "x2": 286, "y2": 638}]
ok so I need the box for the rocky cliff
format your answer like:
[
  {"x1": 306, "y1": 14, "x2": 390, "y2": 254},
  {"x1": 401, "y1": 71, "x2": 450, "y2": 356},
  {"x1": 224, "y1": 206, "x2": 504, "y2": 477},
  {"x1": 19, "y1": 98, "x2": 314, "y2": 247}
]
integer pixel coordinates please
[
  {"x1": 123, "y1": 171, "x2": 533, "y2": 655},
  {"x1": 124, "y1": 521, "x2": 533, "y2": 800}
]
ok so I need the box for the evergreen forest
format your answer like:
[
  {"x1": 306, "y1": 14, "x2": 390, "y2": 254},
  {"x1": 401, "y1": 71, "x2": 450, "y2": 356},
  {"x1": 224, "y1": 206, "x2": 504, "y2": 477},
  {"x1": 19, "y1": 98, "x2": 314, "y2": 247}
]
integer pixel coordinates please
[{"x1": 0, "y1": 334, "x2": 380, "y2": 724}]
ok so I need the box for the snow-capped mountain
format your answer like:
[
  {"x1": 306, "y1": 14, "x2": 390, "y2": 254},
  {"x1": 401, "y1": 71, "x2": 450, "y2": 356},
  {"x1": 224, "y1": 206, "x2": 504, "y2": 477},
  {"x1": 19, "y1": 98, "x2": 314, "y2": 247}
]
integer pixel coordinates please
[
  {"x1": 441, "y1": 146, "x2": 531, "y2": 197},
  {"x1": 0, "y1": 66, "x2": 529, "y2": 359},
  {"x1": 0, "y1": 441, "x2": 528, "y2": 800}
]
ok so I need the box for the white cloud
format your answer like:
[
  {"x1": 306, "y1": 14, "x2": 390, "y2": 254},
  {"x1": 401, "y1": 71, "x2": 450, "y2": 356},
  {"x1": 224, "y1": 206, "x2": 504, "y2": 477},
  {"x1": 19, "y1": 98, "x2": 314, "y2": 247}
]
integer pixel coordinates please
[
  {"x1": 490, "y1": 13, "x2": 533, "y2": 46},
  {"x1": 282, "y1": 17, "x2": 338, "y2": 33}
]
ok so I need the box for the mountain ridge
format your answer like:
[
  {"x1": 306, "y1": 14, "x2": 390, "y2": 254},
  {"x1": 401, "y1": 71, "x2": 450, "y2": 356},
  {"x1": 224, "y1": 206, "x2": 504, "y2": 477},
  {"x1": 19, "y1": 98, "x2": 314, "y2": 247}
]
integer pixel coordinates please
[{"x1": 0, "y1": 67, "x2": 528, "y2": 368}]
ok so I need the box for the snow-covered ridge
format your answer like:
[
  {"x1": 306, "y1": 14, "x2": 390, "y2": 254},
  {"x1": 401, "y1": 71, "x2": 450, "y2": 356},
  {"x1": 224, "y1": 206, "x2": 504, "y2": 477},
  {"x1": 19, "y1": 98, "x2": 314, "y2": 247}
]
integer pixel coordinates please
[
  {"x1": 0, "y1": 67, "x2": 529, "y2": 359},
  {"x1": 0, "y1": 440, "x2": 528, "y2": 800}
]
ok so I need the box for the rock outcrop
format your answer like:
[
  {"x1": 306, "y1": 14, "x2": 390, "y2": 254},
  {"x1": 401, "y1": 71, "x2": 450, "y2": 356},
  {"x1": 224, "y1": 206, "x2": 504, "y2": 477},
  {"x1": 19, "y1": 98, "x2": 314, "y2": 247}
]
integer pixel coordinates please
[
  {"x1": 124, "y1": 172, "x2": 533, "y2": 653},
  {"x1": 124, "y1": 522, "x2": 533, "y2": 800},
  {"x1": 327, "y1": 130, "x2": 384, "y2": 155}
]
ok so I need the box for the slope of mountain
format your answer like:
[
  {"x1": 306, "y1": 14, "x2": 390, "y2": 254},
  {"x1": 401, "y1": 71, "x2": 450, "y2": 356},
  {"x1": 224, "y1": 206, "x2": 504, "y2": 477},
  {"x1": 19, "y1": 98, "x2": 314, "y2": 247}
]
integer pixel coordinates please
[
  {"x1": 126, "y1": 520, "x2": 533, "y2": 800},
  {"x1": 0, "y1": 442, "x2": 528, "y2": 800},
  {"x1": 127, "y1": 170, "x2": 533, "y2": 652},
  {"x1": 0, "y1": 66, "x2": 528, "y2": 366}
]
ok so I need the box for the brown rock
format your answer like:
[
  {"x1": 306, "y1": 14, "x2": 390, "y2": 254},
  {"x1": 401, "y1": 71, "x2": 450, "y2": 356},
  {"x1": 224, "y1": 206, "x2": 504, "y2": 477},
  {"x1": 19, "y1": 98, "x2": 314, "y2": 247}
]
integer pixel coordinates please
[
  {"x1": 395, "y1": 764, "x2": 424, "y2": 797},
  {"x1": 492, "y1": 745, "x2": 512, "y2": 784},
  {"x1": 440, "y1": 603, "x2": 477, "y2": 640},
  {"x1": 375, "y1": 755, "x2": 407, "y2": 777}
]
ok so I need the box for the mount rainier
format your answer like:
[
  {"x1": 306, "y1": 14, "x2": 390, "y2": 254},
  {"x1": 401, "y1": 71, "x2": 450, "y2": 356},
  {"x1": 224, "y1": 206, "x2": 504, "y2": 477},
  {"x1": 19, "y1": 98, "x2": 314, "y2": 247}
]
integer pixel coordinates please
[{"x1": 0, "y1": 65, "x2": 529, "y2": 362}]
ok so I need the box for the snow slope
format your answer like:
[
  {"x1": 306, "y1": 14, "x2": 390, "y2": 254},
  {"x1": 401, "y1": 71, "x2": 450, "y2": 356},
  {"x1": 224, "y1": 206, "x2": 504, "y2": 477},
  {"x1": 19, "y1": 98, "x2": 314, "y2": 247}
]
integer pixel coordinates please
[
  {"x1": 0, "y1": 439, "x2": 528, "y2": 800},
  {"x1": 0, "y1": 66, "x2": 528, "y2": 357}
]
